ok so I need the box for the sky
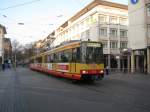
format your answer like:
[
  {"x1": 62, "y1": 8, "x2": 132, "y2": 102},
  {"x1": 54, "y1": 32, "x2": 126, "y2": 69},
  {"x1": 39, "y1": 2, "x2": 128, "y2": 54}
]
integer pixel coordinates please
[{"x1": 0, "y1": 0, "x2": 127, "y2": 45}]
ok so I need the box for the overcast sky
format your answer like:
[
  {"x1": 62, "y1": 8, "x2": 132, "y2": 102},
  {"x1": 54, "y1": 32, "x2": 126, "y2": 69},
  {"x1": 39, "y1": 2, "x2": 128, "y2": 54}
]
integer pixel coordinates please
[{"x1": 0, "y1": 0, "x2": 127, "y2": 45}]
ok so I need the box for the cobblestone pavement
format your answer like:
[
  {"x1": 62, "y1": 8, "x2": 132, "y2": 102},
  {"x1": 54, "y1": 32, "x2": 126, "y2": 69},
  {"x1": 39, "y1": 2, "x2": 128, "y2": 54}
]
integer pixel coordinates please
[{"x1": 0, "y1": 67, "x2": 150, "y2": 112}]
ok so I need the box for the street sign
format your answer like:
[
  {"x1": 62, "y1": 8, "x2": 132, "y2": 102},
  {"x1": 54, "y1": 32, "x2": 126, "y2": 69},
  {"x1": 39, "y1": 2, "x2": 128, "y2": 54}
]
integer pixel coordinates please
[{"x1": 131, "y1": 0, "x2": 138, "y2": 4}]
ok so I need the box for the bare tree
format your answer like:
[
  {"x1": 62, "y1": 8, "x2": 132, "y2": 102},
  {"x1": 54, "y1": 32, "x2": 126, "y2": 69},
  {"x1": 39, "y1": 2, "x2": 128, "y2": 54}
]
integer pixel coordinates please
[{"x1": 12, "y1": 39, "x2": 22, "y2": 68}]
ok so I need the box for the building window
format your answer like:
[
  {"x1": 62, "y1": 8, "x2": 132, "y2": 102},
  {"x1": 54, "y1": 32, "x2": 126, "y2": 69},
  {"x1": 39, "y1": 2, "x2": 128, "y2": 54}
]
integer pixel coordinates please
[
  {"x1": 120, "y1": 42, "x2": 127, "y2": 49},
  {"x1": 100, "y1": 28, "x2": 107, "y2": 37},
  {"x1": 86, "y1": 18, "x2": 90, "y2": 25},
  {"x1": 120, "y1": 18, "x2": 127, "y2": 25},
  {"x1": 110, "y1": 28, "x2": 117, "y2": 37},
  {"x1": 103, "y1": 42, "x2": 107, "y2": 48},
  {"x1": 99, "y1": 15, "x2": 107, "y2": 23},
  {"x1": 148, "y1": 24, "x2": 150, "y2": 38},
  {"x1": 147, "y1": 4, "x2": 150, "y2": 16},
  {"x1": 110, "y1": 42, "x2": 118, "y2": 48},
  {"x1": 90, "y1": 14, "x2": 97, "y2": 24},
  {"x1": 80, "y1": 21, "x2": 84, "y2": 29},
  {"x1": 86, "y1": 30, "x2": 90, "y2": 38},
  {"x1": 110, "y1": 16, "x2": 117, "y2": 24},
  {"x1": 120, "y1": 30, "x2": 127, "y2": 38}
]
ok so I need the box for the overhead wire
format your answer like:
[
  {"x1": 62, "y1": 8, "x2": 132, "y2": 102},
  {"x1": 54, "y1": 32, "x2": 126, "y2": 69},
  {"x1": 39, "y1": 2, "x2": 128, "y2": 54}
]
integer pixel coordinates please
[{"x1": 0, "y1": 0, "x2": 41, "y2": 11}]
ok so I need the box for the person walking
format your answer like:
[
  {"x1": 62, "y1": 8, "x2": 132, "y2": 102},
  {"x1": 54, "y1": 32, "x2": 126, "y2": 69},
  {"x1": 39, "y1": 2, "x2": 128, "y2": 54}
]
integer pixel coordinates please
[
  {"x1": 106, "y1": 66, "x2": 109, "y2": 75},
  {"x1": 8, "y1": 59, "x2": 11, "y2": 69},
  {"x1": 2, "y1": 63, "x2": 5, "y2": 71}
]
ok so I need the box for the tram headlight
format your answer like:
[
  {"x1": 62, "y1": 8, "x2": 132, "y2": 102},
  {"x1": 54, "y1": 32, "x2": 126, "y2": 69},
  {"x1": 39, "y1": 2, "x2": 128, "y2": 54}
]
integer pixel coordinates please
[
  {"x1": 82, "y1": 70, "x2": 88, "y2": 74},
  {"x1": 100, "y1": 70, "x2": 104, "y2": 74}
]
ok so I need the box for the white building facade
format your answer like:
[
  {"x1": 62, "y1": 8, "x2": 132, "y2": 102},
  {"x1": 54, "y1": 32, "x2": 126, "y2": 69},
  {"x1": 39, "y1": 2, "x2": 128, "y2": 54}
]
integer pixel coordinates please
[
  {"x1": 129, "y1": 0, "x2": 150, "y2": 74},
  {"x1": 0, "y1": 24, "x2": 7, "y2": 65},
  {"x1": 52, "y1": 0, "x2": 128, "y2": 70}
]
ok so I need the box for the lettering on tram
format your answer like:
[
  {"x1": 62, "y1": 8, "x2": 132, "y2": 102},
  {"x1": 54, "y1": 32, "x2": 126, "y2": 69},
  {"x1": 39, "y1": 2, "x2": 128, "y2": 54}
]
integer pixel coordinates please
[{"x1": 30, "y1": 41, "x2": 104, "y2": 82}]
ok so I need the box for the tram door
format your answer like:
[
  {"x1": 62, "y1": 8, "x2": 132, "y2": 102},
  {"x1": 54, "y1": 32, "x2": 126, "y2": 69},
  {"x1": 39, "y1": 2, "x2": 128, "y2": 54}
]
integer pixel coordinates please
[
  {"x1": 71, "y1": 48, "x2": 77, "y2": 73},
  {"x1": 71, "y1": 63, "x2": 76, "y2": 73}
]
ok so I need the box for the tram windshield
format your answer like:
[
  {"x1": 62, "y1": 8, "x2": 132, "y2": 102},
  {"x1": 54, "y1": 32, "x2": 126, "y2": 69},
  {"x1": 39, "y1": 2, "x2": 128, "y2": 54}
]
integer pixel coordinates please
[{"x1": 81, "y1": 42, "x2": 103, "y2": 63}]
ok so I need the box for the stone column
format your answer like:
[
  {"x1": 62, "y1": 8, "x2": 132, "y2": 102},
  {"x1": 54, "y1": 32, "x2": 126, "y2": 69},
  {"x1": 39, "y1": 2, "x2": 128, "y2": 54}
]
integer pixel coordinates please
[
  {"x1": 136, "y1": 55, "x2": 139, "y2": 71},
  {"x1": 131, "y1": 51, "x2": 135, "y2": 73},
  {"x1": 108, "y1": 54, "x2": 111, "y2": 69},
  {"x1": 147, "y1": 48, "x2": 150, "y2": 74},
  {"x1": 127, "y1": 55, "x2": 130, "y2": 73},
  {"x1": 144, "y1": 54, "x2": 147, "y2": 74},
  {"x1": 117, "y1": 58, "x2": 120, "y2": 72}
]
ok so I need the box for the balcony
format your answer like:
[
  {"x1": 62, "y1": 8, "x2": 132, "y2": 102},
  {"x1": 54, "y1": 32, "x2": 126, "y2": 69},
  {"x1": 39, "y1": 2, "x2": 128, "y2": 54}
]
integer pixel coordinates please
[
  {"x1": 120, "y1": 37, "x2": 128, "y2": 41},
  {"x1": 110, "y1": 48, "x2": 120, "y2": 54},
  {"x1": 109, "y1": 24, "x2": 118, "y2": 29},
  {"x1": 103, "y1": 48, "x2": 120, "y2": 54},
  {"x1": 99, "y1": 22, "x2": 108, "y2": 27},
  {"x1": 109, "y1": 36, "x2": 118, "y2": 41},
  {"x1": 120, "y1": 25, "x2": 128, "y2": 30}
]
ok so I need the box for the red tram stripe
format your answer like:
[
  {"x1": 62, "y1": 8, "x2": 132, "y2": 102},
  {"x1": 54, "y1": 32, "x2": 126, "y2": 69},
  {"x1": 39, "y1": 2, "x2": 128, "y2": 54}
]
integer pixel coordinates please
[{"x1": 30, "y1": 66, "x2": 81, "y2": 80}]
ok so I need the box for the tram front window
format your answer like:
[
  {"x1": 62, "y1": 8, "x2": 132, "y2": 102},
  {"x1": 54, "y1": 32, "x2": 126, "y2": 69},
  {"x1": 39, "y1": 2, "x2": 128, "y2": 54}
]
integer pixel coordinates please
[
  {"x1": 85, "y1": 47, "x2": 103, "y2": 63},
  {"x1": 81, "y1": 42, "x2": 103, "y2": 63}
]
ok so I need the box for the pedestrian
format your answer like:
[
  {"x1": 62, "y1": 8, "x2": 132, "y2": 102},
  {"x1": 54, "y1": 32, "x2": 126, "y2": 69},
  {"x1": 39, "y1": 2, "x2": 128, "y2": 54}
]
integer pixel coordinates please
[
  {"x1": 2, "y1": 63, "x2": 5, "y2": 71},
  {"x1": 8, "y1": 59, "x2": 11, "y2": 69},
  {"x1": 106, "y1": 66, "x2": 109, "y2": 75},
  {"x1": 144, "y1": 64, "x2": 147, "y2": 74}
]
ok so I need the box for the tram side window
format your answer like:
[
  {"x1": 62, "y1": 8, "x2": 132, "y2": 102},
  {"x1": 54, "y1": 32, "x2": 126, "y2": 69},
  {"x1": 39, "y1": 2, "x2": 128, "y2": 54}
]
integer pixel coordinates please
[
  {"x1": 44, "y1": 55, "x2": 47, "y2": 63},
  {"x1": 47, "y1": 55, "x2": 50, "y2": 63},
  {"x1": 53, "y1": 52, "x2": 62, "y2": 63},
  {"x1": 50, "y1": 54, "x2": 54, "y2": 62},
  {"x1": 47, "y1": 54, "x2": 54, "y2": 63},
  {"x1": 36, "y1": 57, "x2": 42, "y2": 63},
  {"x1": 61, "y1": 49, "x2": 72, "y2": 63},
  {"x1": 58, "y1": 52, "x2": 62, "y2": 62},
  {"x1": 54, "y1": 53, "x2": 58, "y2": 62},
  {"x1": 72, "y1": 47, "x2": 80, "y2": 63},
  {"x1": 30, "y1": 59, "x2": 34, "y2": 63},
  {"x1": 94, "y1": 47, "x2": 103, "y2": 63}
]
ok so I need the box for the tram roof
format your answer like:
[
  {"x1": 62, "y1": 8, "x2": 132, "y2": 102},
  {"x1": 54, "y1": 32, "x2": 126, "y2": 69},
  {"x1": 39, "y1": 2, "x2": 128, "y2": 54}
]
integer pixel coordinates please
[{"x1": 34, "y1": 40, "x2": 102, "y2": 58}]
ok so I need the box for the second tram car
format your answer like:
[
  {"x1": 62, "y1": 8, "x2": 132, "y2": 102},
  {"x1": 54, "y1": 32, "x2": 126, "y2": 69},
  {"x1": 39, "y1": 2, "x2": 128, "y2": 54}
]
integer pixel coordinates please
[{"x1": 30, "y1": 40, "x2": 104, "y2": 81}]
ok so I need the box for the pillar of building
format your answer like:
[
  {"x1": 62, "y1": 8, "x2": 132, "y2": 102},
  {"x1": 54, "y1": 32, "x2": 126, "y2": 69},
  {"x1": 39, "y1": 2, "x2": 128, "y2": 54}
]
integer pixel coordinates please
[
  {"x1": 144, "y1": 54, "x2": 147, "y2": 73},
  {"x1": 136, "y1": 55, "x2": 139, "y2": 71},
  {"x1": 117, "y1": 58, "x2": 120, "y2": 72},
  {"x1": 108, "y1": 54, "x2": 111, "y2": 69},
  {"x1": 147, "y1": 48, "x2": 150, "y2": 74},
  {"x1": 131, "y1": 51, "x2": 135, "y2": 73},
  {"x1": 34, "y1": 57, "x2": 36, "y2": 63},
  {"x1": 127, "y1": 55, "x2": 130, "y2": 73}
]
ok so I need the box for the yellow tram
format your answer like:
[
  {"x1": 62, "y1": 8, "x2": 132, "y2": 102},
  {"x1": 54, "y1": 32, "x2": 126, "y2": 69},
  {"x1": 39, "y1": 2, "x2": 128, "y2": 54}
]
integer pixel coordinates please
[{"x1": 30, "y1": 40, "x2": 104, "y2": 81}]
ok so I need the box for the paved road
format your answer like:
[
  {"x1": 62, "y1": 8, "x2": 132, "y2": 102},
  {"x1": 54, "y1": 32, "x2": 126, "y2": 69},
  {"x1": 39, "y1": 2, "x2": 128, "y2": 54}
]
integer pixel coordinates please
[{"x1": 0, "y1": 67, "x2": 150, "y2": 112}]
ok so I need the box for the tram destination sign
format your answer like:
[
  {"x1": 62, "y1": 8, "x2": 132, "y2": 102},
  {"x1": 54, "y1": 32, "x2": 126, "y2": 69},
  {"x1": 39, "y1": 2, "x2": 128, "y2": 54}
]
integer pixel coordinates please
[{"x1": 87, "y1": 43, "x2": 101, "y2": 47}]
